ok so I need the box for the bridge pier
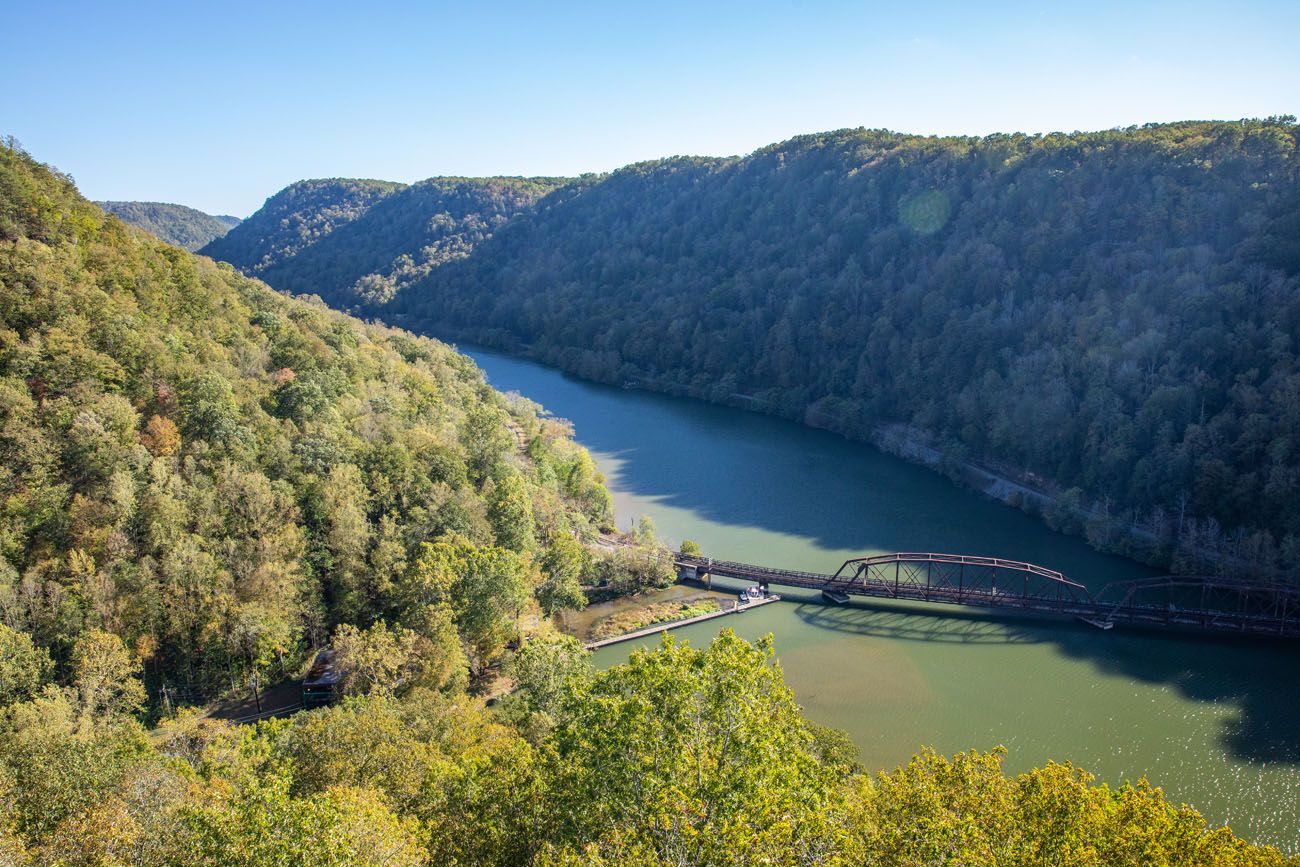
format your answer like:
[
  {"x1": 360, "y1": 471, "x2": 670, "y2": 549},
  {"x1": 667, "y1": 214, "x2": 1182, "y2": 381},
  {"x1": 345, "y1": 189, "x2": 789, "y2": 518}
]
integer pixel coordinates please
[{"x1": 679, "y1": 564, "x2": 711, "y2": 588}]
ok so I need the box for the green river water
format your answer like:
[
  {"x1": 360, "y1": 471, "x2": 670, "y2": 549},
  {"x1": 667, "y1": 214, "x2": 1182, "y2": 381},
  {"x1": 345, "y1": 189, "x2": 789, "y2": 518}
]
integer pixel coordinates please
[{"x1": 462, "y1": 344, "x2": 1299, "y2": 849}]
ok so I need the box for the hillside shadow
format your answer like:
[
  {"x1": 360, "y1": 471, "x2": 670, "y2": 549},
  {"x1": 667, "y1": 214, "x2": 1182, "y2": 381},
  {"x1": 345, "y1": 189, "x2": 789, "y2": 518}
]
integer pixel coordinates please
[{"x1": 1051, "y1": 628, "x2": 1300, "y2": 764}]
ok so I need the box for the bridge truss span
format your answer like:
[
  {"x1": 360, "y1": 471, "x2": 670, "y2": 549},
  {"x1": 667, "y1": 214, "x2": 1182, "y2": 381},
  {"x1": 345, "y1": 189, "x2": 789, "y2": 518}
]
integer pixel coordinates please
[
  {"x1": 675, "y1": 552, "x2": 1300, "y2": 639},
  {"x1": 830, "y1": 552, "x2": 1092, "y2": 613},
  {"x1": 1094, "y1": 576, "x2": 1300, "y2": 635}
]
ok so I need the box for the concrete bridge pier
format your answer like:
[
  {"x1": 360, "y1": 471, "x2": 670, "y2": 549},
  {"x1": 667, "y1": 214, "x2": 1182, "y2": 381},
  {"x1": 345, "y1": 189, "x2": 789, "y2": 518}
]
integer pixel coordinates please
[{"x1": 678, "y1": 564, "x2": 710, "y2": 588}]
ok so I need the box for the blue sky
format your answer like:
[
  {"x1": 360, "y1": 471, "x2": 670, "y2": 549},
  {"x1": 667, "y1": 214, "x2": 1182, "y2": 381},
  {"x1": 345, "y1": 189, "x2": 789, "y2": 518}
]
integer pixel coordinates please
[{"x1": 4, "y1": 0, "x2": 1297, "y2": 216}]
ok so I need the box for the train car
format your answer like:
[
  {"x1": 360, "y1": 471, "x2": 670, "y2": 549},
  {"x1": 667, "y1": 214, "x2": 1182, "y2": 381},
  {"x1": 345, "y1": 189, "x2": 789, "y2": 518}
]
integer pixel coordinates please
[{"x1": 301, "y1": 649, "x2": 341, "y2": 708}]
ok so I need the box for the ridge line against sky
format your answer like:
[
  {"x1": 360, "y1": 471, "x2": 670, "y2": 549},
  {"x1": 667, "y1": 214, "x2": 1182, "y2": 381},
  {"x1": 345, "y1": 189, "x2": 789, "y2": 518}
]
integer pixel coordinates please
[{"x1": 4, "y1": 0, "x2": 1298, "y2": 217}]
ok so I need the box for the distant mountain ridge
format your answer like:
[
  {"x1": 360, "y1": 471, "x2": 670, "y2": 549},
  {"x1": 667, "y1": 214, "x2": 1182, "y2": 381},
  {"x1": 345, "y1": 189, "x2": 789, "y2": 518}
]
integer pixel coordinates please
[
  {"x1": 95, "y1": 200, "x2": 240, "y2": 249},
  {"x1": 205, "y1": 120, "x2": 1300, "y2": 575},
  {"x1": 201, "y1": 175, "x2": 566, "y2": 305}
]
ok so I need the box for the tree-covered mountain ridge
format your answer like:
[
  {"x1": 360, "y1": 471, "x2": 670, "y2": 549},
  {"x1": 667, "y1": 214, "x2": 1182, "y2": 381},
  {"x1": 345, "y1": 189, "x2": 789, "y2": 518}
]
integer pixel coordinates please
[
  {"x1": 202, "y1": 174, "x2": 569, "y2": 305},
  {"x1": 95, "y1": 200, "x2": 240, "y2": 250},
  {"x1": 209, "y1": 119, "x2": 1300, "y2": 578}
]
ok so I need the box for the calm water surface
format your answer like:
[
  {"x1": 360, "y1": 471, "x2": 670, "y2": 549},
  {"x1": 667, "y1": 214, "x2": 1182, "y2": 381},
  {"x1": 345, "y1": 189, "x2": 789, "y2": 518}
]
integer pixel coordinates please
[{"x1": 462, "y1": 344, "x2": 1300, "y2": 849}]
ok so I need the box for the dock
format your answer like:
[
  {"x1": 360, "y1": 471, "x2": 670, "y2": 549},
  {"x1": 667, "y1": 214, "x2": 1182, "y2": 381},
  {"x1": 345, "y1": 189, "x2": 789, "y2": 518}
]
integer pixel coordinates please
[{"x1": 584, "y1": 595, "x2": 781, "y2": 650}]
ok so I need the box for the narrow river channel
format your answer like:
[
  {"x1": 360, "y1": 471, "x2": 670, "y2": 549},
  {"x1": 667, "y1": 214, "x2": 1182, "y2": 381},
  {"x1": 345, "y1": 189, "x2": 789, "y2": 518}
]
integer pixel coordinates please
[{"x1": 461, "y1": 343, "x2": 1300, "y2": 849}]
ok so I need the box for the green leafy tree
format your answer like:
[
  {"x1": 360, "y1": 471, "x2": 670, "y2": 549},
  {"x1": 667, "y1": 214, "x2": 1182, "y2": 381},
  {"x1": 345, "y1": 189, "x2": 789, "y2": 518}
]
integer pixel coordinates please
[
  {"x1": 0, "y1": 688, "x2": 150, "y2": 844},
  {"x1": 401, "y1": 603, "x2": 468, "y2": 693},
  {"x1": 398, "y1": 538, "x2": 465, "y2": 611},
  {"x1": 179, "y1": 371, "x2": 243, "y2": 447},
  {"x1": 451, "y1": 544, "x2": 532, "y2": 673},
  {"x1": 538, "y1": 534, "x2": 589, "y2": 616},
  {"x1": 168, "y1": 774, "x2": 428, "y2": 866},
  {"x1": 487, "y1": 469, "x2": 536, "y2": 552},
  {"x1": 71, "y1": 629, "x2": 146, "y2": 723},
  {"x1": 546, "y1": 630, "x2": 842, "y2": 863},
  {"x1": 0, "y1": 624, "x2": 52, "y2": 706},
  {"x1": 502, "y1": 633, "x2": 591, "y2": 735},
  {"x1": 320, "y1": 463, "x2": 371, "y2": 621},
  {"x1": 461, "y1": 404, "x2": 512, "y2": 487}
]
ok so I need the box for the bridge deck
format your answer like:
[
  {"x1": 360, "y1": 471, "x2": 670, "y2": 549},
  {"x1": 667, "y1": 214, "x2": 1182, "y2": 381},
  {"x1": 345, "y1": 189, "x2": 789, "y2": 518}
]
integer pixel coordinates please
[{"x1": 676, "y1": 553, "x2": 1299, "y2": 638}]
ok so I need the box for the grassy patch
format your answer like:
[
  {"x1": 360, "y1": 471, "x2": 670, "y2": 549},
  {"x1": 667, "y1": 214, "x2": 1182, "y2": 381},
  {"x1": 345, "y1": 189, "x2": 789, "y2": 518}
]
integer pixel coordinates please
[{"x1": 591, "y1": 597, "x2": 722, "y2": 640}]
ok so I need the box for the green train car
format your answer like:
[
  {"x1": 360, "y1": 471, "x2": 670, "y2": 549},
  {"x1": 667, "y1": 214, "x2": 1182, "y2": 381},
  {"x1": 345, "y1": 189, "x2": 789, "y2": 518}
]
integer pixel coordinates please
[{"x1": 301, "y1": 649, "x2": 341, "y2": 708}]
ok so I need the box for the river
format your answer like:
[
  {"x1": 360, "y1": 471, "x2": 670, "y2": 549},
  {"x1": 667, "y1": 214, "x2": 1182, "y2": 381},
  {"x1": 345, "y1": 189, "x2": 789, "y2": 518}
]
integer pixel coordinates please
[{"x1": 461, "y1": 343, "x2": 1300, "y2": 849}]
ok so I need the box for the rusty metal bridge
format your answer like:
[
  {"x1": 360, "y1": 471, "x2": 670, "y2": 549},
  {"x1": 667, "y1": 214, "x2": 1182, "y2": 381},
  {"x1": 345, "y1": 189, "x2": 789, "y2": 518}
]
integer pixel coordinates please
[{"x1": 676, "y1": 552, "x2": 1300, "y2": 638}]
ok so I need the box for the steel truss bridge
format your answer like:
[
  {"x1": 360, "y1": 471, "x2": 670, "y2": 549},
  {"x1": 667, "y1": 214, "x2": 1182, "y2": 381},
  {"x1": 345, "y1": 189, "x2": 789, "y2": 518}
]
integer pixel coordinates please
[{"x1": 676, "y1": 552, "x2": 1300, "y2": 638}]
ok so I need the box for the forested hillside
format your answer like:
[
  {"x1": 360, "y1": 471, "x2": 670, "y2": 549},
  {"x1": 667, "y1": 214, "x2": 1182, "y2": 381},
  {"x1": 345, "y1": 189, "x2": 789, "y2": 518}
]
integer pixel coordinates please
[
  {"x1": 95, "y1": 201, "x2": 239, "y2": 250},
  {"x1": 2, "y1": 138, "x2": 617, "y2": 699},
  {"x1": 1, "y1": 139, "x2": 1296, "y2": 863},
  {"x1": 215, "y1": 119, "x2": 1300, "y2": 577},
  {"x1": 201, "y1": 175, "x2": 565, "y2": 306}
]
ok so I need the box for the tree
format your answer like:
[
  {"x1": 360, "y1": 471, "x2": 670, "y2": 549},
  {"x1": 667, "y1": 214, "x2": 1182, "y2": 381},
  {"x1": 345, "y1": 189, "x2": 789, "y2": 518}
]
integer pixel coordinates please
[
  {"x1": 276, "y1": 696, "x2": 445, "y2": 813},
  {"x1": 633, "y1": 515, "x2": 658, "y2": 546},
  {"x1": 488, "y1": 469, "x2": 536, "y2": 552},
  {"x1": 0, "y1": 688, "x2": 150, "y2": 843},
  {"x1": 398, "y1": 538, "x2": 465, "y2": 611},
  {"x1": 139, "y1": 414, "x2": 181, "y2": 457},
  {"x1": 366, "y1": 513, "x2": 408, "y2": 612},
  {"x1": 320, "y1": 463, "x2": 371, "y2": 621},
  {"x1": 331, "y1": 621, "x2": 421, "y2": 697},
  {"x1": 168, "y1": 774, "x2": 428, "y2": 866},
  {"x1": 538, "y1": 535, "x2": 589, "y2": 616},
  {"x1": 461, "y1": 404, "x2": 511, "y2": 487},
  {"x1": 0, "y1": 624, "x2": 51, "y2": 706},
  {"x1": 452, "y1": 545, "x2": 532, "y2": 673},
  {"x1": 401, "y1": 603, "x2": 468, "y2": 693},
  {"x1": 71, "y1": 629, "x2": 146, "y2": 722},
  {"x1": 546, "y1": 630, "x2": 841, "y2": 862},
  {"x1": 179, "y1": 372, "x2": 242, "y2": 446},
  {"x1": 839, "y1": 747, "x2": 1297, "y2": 865},
  {"x1": 503, "y1": 634, "x2": 591, "y2": 728}
]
